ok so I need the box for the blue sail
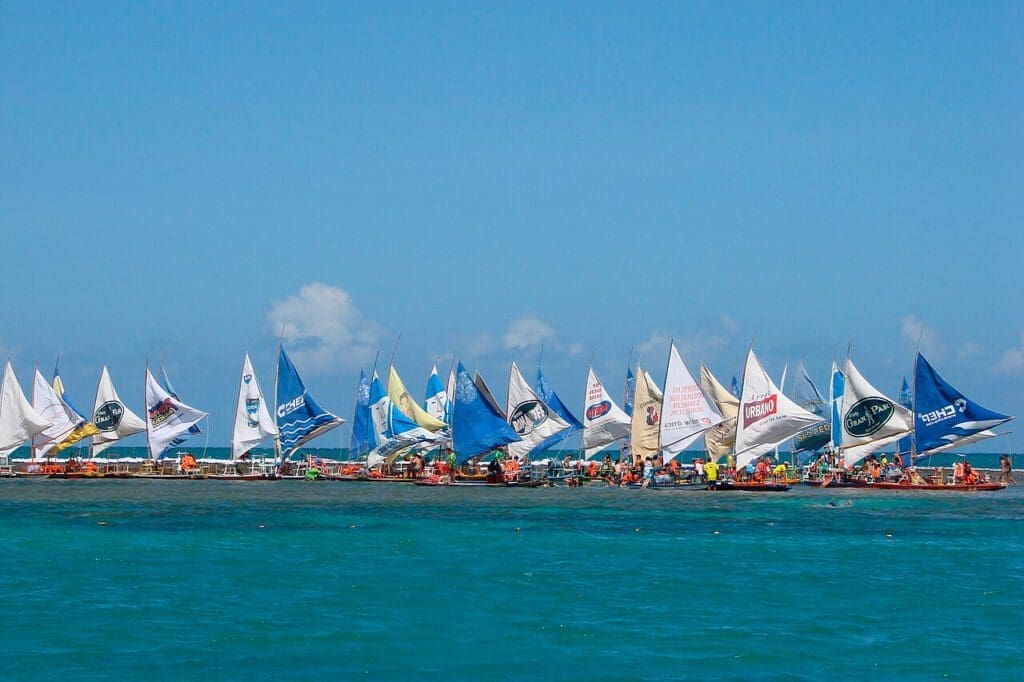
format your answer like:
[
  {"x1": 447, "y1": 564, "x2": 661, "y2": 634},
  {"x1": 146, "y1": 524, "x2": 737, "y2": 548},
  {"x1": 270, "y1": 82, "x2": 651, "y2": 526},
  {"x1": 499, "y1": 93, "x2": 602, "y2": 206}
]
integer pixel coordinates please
[
  {"x1": 532, "y1": 366, "x2": 582, "y2": 455},
  {"x1": 275, "y1": 345, "x2": 344, "y2": 458},
  {"x1": 452, "y1": 362, "x2": 520, "y2": 464},
  {"x1": 423, "y1": 368, "x2": 452, "y2": 425},
  {"x1": 159, "y1": 365, "x2": 202, "y2": 448},
  {"x1": 730, "y1": 375, "x2": 741, "y2": 399},
  {"x1": 349, "y1": 370, "x2": 372, "y2": 459},
  {"x1": 829, "y1": 365, "x2": 845, "y2": 450},
  {"x1": 792, "y1": 362, "x2": 830, "y2": 454},
  {"x1": 367, "y1": 374, "x2": 439, "y2": 462},
  {"x1": 913, "y1": 353, "x2": 1012, "y2": 454},
  {"x1": 896, "y1": 377, "x2": 913, "y2": 456},
  {"x1": 623, "y1": 368, "x2": 636, "y2": 416}
]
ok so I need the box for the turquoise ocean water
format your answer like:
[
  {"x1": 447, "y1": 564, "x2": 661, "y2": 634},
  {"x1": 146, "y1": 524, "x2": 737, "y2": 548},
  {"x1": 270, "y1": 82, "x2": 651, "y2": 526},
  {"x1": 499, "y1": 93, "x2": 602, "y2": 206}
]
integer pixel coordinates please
[{"x1": 1, "y1": 477, "x2": 1022, "y2": 680}]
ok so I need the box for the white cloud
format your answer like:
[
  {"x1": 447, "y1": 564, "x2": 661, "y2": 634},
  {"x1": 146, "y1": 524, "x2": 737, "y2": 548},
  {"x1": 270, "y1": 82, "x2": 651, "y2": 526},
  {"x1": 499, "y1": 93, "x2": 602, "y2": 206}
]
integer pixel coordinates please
[
  {"x1": 957, "y1": 341, "x2": 982, "y2": 361},
  {"x1": 996, "y1": 333, "x2": 1024, "y2": 374},
  {"x1": 567, "y1": 342, "x2": 584, "y2": 356},
  {"x1": 266, "y1": 283, "x2": 382, "y2": 372},
  {"x1": 899, "y1": 315, "x2": 943, "y2": 356},
  {"x1": 503, "y1": 316, "x2": 557, "y2": 350},
  {"x1": 720, "y1": 315, "x2": 740, "y2": 335}
]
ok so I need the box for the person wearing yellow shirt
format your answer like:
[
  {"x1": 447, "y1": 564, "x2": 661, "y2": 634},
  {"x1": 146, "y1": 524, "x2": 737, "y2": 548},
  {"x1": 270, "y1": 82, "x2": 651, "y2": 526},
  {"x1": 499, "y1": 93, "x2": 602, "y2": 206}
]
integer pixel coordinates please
[{"x1": 704, "y1": 459, "x2": 719, "y2": 490}]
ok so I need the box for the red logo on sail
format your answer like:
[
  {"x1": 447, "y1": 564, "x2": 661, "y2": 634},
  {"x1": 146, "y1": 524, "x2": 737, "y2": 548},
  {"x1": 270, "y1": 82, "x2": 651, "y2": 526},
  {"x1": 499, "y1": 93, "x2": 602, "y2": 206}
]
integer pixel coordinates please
[{"x1": 743, "y1": 395, "x2": 777, "y2": 428}]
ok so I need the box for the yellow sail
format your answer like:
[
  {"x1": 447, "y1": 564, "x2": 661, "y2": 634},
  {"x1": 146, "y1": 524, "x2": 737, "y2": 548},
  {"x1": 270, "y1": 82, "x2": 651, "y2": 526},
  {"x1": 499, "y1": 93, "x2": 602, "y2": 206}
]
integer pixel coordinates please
[
  {"x1": 388, "y1": 367, "x2": 447, "y2": 432},
  {"x1": 629, "y1": 368, "x2": 663, "y2": 460}
]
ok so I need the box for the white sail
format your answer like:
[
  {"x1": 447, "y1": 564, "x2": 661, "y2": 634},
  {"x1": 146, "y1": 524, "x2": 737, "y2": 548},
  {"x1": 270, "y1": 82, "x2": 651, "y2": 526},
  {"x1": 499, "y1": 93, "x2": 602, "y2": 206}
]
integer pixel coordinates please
[
  {"x1": 660, "y1": 344, "x2": 723, "y2": 458},
  {"x1": 91, "y1": 366, "x2": 147, "y2": 456},
  {"x1": 0, "y1": 361, "x2": 52, "y2": 456},
  {"x1": 700, "y1": 364, "x2": 739, "y2": 462},
  {"x1": 734, "y1": 348, "x2": 824, "y2": 470},
  {"x1": 31, "y1": 368, "x2": 81, "y2": 456},
  {"x1": 506, "y1": 361, "x2": 570, "y2": 459},
  {"x1": 628, "y1": 366, "x2": 663, "y2": 460},
  {"x1": 231, "y1": 353, "x2": 277, "y2": 460},
  {"x1": 145, "y1": 369, "x2": 208, "y2": 459},
  {"x1": 838, "y1": 357, "x2": 912, "y2": 468},
  {"x1": 581, "y1": 367, "x2": 631, "y2": 459}
]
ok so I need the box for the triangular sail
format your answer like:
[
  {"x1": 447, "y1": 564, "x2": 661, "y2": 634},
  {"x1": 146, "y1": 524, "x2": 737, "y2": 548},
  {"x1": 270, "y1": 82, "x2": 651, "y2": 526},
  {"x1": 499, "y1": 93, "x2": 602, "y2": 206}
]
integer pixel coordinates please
[
  {"x1": 581, "y1": 367, "x2": 631, "y2": 459},
  {"x1": 388, "y1": 367, "x2": 446, "y2": 432},
  {"x1": 912, "y1": 352, "x2": 1012, "y2": 454},
  {"x1": 700, "y1": 364, "x2": 738, "y2": 463},
  {"x1": 623, "y1": 368, "x2": 636, "y2": 417},
  {"x1": 531, "y1": 366, "x2": 583, "y2": 455},
  {"x1": 792, "y1": 361, "x2": 831, "y2": 454},
  {"x1": 145, "y1": 368, "x2": 208, "y2": 459},
  {"x1": 32, "y1": 368, "x2": 85, "y2": 456},
  {"x1": 506, "y1": 361, "x2": 570, "y2": 460},
  {"x1": 159, "y1": 365, "x2": 203, "y2": 449},
  {"x1": 829, "y1": 362, "x2": 845, "y2": 451},
  {"x1": 275, "y1": 345, "x2": 344, "y2": 459},
  {"x1": 474, "y1": 371, "x2": 505, "y2": 418},
  {"x1": 660, "y1": 344, "x2": 723, "y2": 458},
  {"x1": 48, "y1": 360, "x2": 99, "y2": 453},
  {"x1": 230, "y1": 354, "x2": 277, "y2": 460},
  {"x1": 0, "y1": 362, "x2": 52, "y2": 457},
  {"x1": 91, "y1": 366, "x2": 146, "y2": 456},
  {"x1": 629, "y1": 366, "x2": 663, "y2": 460},
  {"x1": 452, "y1": 362, "x2": 521, "y2": 464},
  {"x1": 367, "y1": 375, "x2": 442, "y2": 468},
  {"x1": 896, "y1": 377, "x2": 913, "y2": 456},
  {"x1": 838, "y1": 357, "x2": 913, "y2": 468},
  {"x1": 424, "y1": 365, "x2": 452, "y2": 425},
  {"x1": 734, "y1": 348, "x2": 824, "y2": 470},
  {"x1": 349, "y1": 371, "x2": 373, "y2": 459}
]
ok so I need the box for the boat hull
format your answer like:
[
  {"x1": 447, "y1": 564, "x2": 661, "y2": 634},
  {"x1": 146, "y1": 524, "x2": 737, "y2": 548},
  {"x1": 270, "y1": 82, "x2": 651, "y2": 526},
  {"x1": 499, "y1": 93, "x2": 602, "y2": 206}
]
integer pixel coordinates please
[{"x1": 862, "y1": 481, "x2": 1007, "y2": 492}]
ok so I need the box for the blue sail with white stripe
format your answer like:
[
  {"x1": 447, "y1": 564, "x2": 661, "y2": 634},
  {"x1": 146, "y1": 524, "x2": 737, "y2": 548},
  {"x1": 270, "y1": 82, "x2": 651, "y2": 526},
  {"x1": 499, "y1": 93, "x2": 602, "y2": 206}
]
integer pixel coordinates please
[
  {"x1": 913, "y1": 353, "x2": 1012, "y2": 455},
  {"x1": 367, "y1": 374, "x2": 441, "y2": 467},
  {"x1": 623, "y1": 368, "x2": 636, "y2": 416},
  {"x1": 829, "y1": 362, "x2": 844, "y2": 451},
  {"x1": 275, "y1": 345, "x2": 344, "y2": 459},
  {"x1": 452, "y1": 362, "x2": 520, "y2": 464},
  {"x1": 532, "y1": 366, "x2": 583, "y2": 455},
  {"x1": 159, "y1": 365, "x2": 202, "y2": 449},
  {"x1": 349, "y1": 370, "x2": 373, "y2": 459},
  {"x1": 896, "y1": 377, "x2": 913, "y2": 457}
]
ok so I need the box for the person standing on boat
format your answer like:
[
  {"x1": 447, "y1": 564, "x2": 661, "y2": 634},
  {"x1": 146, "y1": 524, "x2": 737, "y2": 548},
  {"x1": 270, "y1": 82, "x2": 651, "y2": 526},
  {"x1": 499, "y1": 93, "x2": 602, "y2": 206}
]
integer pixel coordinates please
[
  {"x1": 1000, "y1": 455, "x2": 1016, "y2": 484},
  {"x1": 704, "y1": 458, "x2": 719, "y2": 490}
]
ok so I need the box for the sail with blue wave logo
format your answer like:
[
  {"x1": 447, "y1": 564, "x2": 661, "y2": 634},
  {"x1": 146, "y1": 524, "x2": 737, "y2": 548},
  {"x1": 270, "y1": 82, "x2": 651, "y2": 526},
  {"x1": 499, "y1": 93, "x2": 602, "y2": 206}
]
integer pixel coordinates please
[
  {"x1": 367, "y1": 374, "x2": 442, "y2": 468},
  {"x1": 349, "y1": 370, "x2": 373, "y2": 460},
  {"x1": 275, "y1": 345, "x2": 344, "y2": 459},
  {"x1": 452, "y1": 362, "x2": 520, "y2": 464},
  {"x1": 423, "y1": 365, "x2": 452, "y2": 426},
  {"x1": 792, "y1": 361, "x2": 830, "y2": 455},
  {"x1": 532, "y1": 366, "x2": 582, "y2": 455},
  {"x1": 159, "y1": 365, "x2": 202, "y2": 449},
  {"x1": 913, "y1": 353, "x2": 1012, "y2": 455}
]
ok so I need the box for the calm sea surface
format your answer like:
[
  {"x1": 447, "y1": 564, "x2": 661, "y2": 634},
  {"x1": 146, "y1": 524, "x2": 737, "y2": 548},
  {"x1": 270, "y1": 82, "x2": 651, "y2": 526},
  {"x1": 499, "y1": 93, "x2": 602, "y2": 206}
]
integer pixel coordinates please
[{"x1": 1, "y1": 478, "x2": 1021, "y2": 681}]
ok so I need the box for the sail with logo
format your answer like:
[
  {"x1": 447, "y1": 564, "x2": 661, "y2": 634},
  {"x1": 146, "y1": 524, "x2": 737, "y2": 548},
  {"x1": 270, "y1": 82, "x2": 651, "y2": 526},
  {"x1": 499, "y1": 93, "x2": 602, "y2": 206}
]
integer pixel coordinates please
[
  {"x1": 91, "y1": 367, "x2": 147, "y2": 456},
  {"x1": 452, "y1": 361, "x2": 520, "y2": 464},
  {"x1": 734, "y1": 348, "x2": 824, "y2": 471},
  {"x1": 145, "y1": 368, "x2": 208, "y2": 459},
  {"x1": 791, "y1": 360, "x2": 830, "y2": 455},
  {"x1": 424, "y1": 365, "x2": 452, "y2": 426},
  {"x1": 837, "y1": 357, "x2": 912, "y2": 468},
  {"x1": 582, "y1": 367, "x2": 631, "y2": 459},
  {"x1": 659, "y1": 343, "x2": 723, "y2": 459},
  {"x1": 231, "y1": 353, "x2": 277, "y2": 460},
  {"x1": 388, "y1": 366, "x2": 447, "y2": 432},
  {"x1": 275, "y1": 345, "x2": 344, "y2": 459},
  {"x1": 505, "y1": 361, "x2": 570, "y2": 460},
  {"x1": 45, "y1": 360, "x2": 100, "y2": 453},
  {"x1": 628, "y1": 366, "x2": 663, "y2": 460},
  {"x1": 0, "y1": 361, "x2": 52, "y2": 457},
  {"x1": 31, "y1": 368, "x2": 93, "y2": 457},
  {"x1": 700, "y1": 364, "x2": 739, "y2": 463},
  {"x1": 912, "y1": 352, "x2": 1012, "y2": 457},
  {"x1": 531, "y1": 365, "x2": 583, "y2": 456},
  {"x1": 367, "y1": 373, "x2": 443, "y2": 469},
  {"x1": 158, "y1": 364, "x2": 203, "y2": 450}
]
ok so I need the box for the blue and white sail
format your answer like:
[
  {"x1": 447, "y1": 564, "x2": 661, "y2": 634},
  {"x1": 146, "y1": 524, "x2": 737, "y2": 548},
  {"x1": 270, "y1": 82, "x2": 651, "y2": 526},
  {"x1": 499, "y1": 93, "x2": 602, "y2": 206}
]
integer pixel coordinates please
[
  {"x1": 367, "y1": 374, "x2": 442, "y2": 468},
  {"x1": 452, "y1": 362, "x2": 521, "y2": 464},
  {"x1": 275, "y1": 345, "x2": 344, "y2": 459},
  {"x1": 792, "y1": 360, "x2": 830, "y2": 454},
  {"x1": 424, "y1": 365, "x2": 452, "y2": 426},
  {"x1": 913, "y1": 353, "x2": 1012, "y2": 456},
  {"x1": 145, "y1": 368, "x2": 208, "y2": 459},
  {"x1": 531, "y1": 366, "x2": 583, "y2": 455},
  {"x1": 159, "y1": 365, "x2": 202, "y2": 449},
  {"x1": 837, "y1": 357, "x2": 912, "y2": 468},
  {"x1": 230, "y1": 353, "x2": 277, "y2": 460},
  {"x1": 506, "y1": 361, "x2": 570, "y2": 460},
  {"x1": 623, "y1": 367, "x2": 636, "y2": 417},
  {"x1": 829, "y1": 362, "x2": 845, "y2": 451},
  {"x1": 349, "y1": 370, "x2": 373, "y2": 460},
  {"x1": 896, "y1": 376, "x2": 913, "y2": 457}
]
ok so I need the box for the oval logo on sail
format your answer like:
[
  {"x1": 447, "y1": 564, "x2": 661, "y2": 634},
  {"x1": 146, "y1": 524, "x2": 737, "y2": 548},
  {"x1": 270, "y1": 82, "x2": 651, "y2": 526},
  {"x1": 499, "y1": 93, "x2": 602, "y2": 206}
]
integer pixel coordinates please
[
  {"x1": 586, "y1": 401, "x2": 611, "y2": 421},
  {"x1": 844, "y1": 397, "x2": 894, "y2": 437},
  {"x1": 94, "y1": 401, "x2": 125, "y2": 431},
  {"x1": 510, "y1": 400, "x2": 549, "y2": 435}
]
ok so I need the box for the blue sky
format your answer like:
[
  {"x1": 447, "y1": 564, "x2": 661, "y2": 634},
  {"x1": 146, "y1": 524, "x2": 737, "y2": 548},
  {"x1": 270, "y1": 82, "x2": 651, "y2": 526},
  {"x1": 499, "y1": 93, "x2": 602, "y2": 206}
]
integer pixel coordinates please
[{"x1": 2, "y1": 2, "x2": 1021, "y2": 449}]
